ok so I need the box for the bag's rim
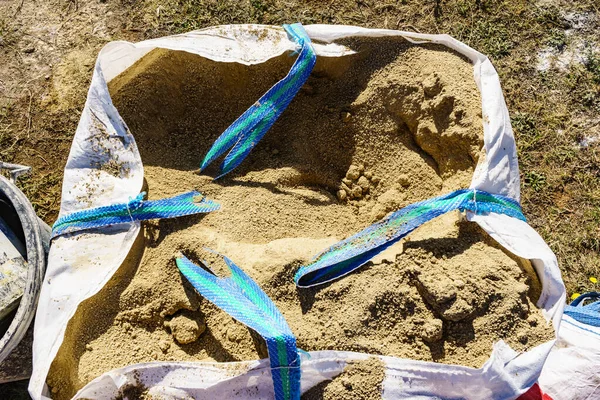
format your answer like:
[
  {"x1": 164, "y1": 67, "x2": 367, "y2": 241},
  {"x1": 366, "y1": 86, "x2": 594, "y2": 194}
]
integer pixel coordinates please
[{"x1": 30, "y1": 24, "x2": 565, "y2": 400}]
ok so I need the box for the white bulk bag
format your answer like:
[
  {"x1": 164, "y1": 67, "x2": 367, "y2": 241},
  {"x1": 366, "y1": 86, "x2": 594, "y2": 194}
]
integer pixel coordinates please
[
  {"x1": 538, "y1": 296, "x2": 600, "y2": 400},
  {"x1": 29, "y1": 25, "x2": 566, "y2": 400}
]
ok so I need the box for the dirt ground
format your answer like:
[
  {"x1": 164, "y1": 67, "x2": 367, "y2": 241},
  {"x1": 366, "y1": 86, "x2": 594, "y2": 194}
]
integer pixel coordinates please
[{"x1": 0, "y1": 0, "x2": 599, "y2": 397}]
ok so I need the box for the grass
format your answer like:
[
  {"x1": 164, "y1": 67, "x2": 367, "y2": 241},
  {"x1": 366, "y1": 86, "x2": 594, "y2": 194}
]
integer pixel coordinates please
[
  {"x1": 584, "y1": 48, "x2": 600, "y2": 83},
  {"x1": 546, "y1": 28, "x2": 568, "y2": 50},
  {"x1": 0, "y1": 380, "x2": 29, "y2": 400},
  {"x1": 0, "y1": 18, "x2": 18, "y2": 47}
]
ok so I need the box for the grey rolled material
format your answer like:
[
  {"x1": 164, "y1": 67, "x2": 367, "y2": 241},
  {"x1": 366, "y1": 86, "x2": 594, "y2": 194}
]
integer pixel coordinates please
[{"x1": 0, "y1": 173, "x2": 50, "y2": 364}]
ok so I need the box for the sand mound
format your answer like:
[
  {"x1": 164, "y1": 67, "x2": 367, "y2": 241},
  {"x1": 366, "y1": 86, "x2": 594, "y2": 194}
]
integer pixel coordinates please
[{"x1": 47, "y1": 37, "x2": 552, "y2": 399}]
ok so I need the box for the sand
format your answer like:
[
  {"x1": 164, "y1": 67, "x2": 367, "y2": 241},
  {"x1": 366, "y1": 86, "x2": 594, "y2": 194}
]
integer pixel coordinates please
[
  {"x1": 47, "y1": 36, "x2": 553, "y2": 399},
  {"x1": 301, "y1": 358, "x2": 386, "y2": 400}
]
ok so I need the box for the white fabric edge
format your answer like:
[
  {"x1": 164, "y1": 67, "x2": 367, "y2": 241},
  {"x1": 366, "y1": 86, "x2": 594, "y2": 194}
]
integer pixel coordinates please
[
  {"x1": 71, "y1": 343, "x2": 555, "y2": 400},
  {"x1": 538, "y1": 314, "x2": 600, "y2": 400},
  {"x1": 29, "y1": 58, "x2": 144, "y2": 400}
]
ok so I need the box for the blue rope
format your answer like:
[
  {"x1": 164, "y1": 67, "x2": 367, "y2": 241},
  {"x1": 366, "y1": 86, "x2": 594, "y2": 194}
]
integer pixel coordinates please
[
  {"x1": 295, "y1": 189, "x2": 526, "y2": 288},
  {"x1": 565, "y1": 292, "x2": 600, "y2": 327},
  {"x1": 176, "y1": 254, "x2": 300, "y2": 400},
  {"x1": 200, "y1": 23, "x2": 316, "y2": 178},
  {"x1": 52, "y1": 191, "x2": 219, "y2": 238}
]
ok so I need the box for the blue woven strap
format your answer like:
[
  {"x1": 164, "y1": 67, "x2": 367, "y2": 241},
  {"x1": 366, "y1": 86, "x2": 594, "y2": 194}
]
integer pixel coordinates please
[
  {"x1": 295, "y1": 189, "x2": 526, "y2": 287},
  {"x1": 52, "y1": 191, "x2": 219, "y2": 238},
  {"x1": 565, "y1": 292, "x2": 600, "y2": 327},
  {"x1": 200, "y1": 23, "x2": 316, "y2": 178},
  {"x1": 176, "y1": 254, "x2": 300, "y2": 400}
]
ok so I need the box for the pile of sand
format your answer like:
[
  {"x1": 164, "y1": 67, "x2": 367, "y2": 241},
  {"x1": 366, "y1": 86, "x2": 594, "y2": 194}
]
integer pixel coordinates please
[{"x1": 47, "y1": 36, "x2": 552, "y2": 399}]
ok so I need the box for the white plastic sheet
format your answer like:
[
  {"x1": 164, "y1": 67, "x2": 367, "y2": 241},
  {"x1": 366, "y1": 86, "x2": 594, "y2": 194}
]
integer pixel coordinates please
[
  {"x1": 30, "y1": 24, "x2": 566, "y2": 400},
  {"x1": 538, "y1": 314, "x2": 600, "y2": 399}
]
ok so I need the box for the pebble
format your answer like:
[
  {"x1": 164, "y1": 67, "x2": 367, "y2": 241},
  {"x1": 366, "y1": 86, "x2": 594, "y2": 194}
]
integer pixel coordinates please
[
  {"x1": 341, "y1": 377, "x2": 353, "y2": 390},
  {"x1": 159, "y1": 340, "x2": 170, "y2": 353},
  {"x1": 518, "y1": 333, "x2": 529, "y2": 344},
  {"x1": 342, "y1": 177, "x2": 353, "y2": 187},
  {"x1": 341, "y1": 111, "x2": 352, "y2": 122},
  {"x1": 527, "y1": 315, "x2": 538, "y2": 327},
  {"x1": 377, "y1": 188, "x2": 401, "y2": 209},
  {"x1": 364, "y1": 171, "x2": 373, "y2": 180},
  {"x1": 337, "y1": 189, "x2": 347, "y2": 202},
  {"x1": 227, "y1": 327, "x2": 241, "y2": 343},
  {"x1": 397, "y1": 174, "x2": 410, "y2": 187},
  {"x1": 358, "y1": 176, "x2": 370, "y2": 191},
  {"x1": 370, "y1": 204, "x2": 387, "y2": 221},
  {"x1": 351, "y1": 185, "x2": 363, "y2": 199},
  {"x1": 371, "y1": 175, "x2": 381, "y2": 184},
  {"x1": 340, "y1": 182, "x2": 351, "y2": 195},
  {"x1": 454, "y1": 279, "x2": 465, "y2": 289},
  {"x1": 441, "y1": 298, "x2": 474, "y2": 322},
  {"x1": 421, "y1": 319, "x2": 443, "y2": 342},
  {"x1": 171, "y1": 314, "x2": 206, "y2": 344},
  {"x1": 346, "y1": 165, "x2": 361, "y2": 180}
]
